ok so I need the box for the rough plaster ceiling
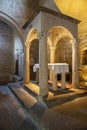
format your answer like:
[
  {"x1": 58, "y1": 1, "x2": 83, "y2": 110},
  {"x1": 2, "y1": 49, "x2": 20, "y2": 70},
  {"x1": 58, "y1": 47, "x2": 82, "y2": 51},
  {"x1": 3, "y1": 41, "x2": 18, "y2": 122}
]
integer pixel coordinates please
[{"x1": 54, "y1": 0, "x2": 87, "y2": 35}]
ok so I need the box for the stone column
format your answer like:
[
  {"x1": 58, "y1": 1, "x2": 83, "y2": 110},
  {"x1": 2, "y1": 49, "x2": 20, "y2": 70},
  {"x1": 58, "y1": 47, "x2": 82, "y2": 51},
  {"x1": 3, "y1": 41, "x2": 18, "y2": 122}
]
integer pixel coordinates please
[
  {"x1": 72, "y1": 39, "x2": 79, "y2": 88},
  {"x1": 49, "y1": 46, "x2": 56, "y2": 81},
  {"x1": 39, "y1": 32, "x2": 48, "y2": 97},
  {"x1": 50, "y1": 46, "x2": 56, "y2": 63},
  {"x1": 49, "y1": 46, "x2": 57, "y2": 90},
  {"x1": 23, "y1": 42, "x2": 30, "y2": 84}
]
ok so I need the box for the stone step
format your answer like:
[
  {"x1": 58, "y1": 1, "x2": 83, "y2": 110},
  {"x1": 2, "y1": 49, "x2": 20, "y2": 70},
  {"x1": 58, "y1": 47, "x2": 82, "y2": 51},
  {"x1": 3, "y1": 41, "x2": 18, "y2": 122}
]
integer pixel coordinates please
[
  {"x1": 8, "y1": 83, "x2": 47, "y2": 118},
  {"x1": 24, "y1": 82, "x2": 39, "y2": 96},
  {"x1": 24, "y1": 83, "x2": 87, "y2": 107},
  {"x1": 8, "y1": 83, "x2": 49, "y2": 129}
]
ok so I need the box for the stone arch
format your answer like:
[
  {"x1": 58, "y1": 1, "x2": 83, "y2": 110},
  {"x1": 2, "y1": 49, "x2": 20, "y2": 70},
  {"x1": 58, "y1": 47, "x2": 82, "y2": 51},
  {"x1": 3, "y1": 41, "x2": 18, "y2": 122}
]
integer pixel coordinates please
[
  {"x1": 0, "y1": 11, "x2": 23, "y2": 42},
  {"x1": 47, "y1": 26, "x2": 73, "y2": 47},
  {"x1": 47, "y1": 26, "x2": 73, "y2": 63},
  {"x1": 25, "y1": 28, "x2": 38, "y2": 46}
]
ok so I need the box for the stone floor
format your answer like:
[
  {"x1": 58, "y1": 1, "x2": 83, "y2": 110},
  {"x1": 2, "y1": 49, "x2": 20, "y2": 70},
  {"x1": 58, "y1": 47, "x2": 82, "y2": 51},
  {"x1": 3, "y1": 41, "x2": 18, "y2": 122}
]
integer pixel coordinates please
[
  {"x1": 0, "y1": 85, "x2": 42, "y2": 130},
  {"x1": 53, "y1": 96, "x2": 87, "y2": 126},
  {"x1": 0, "y1": 83, "x2": 87, "y2": 130}
]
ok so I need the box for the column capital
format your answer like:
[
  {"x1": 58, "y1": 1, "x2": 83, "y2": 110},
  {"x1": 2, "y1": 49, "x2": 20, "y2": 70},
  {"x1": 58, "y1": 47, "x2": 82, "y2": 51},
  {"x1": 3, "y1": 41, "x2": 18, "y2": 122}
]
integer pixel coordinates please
[
  {"x1": 25, "y1": 41, "x2": 29, "y2": 46},
  {"x1": 50, "y1": 45, "x2": 57, "y2": 50},
  {"x1": 70, "y1": 38, "x2": 76, "y2": 44},
  {"x1": 25, "y1": 41, "x2": 31, "y2": 48},
  {"x1": 47, "y1": 36, "x2": 58, "y2": 48}
]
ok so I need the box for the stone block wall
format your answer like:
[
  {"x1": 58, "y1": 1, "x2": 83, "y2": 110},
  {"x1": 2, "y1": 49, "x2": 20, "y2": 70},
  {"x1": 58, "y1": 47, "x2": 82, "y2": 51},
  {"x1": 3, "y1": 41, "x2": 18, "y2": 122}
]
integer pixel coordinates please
[
  {"x1": 0, "y1": 20, "x2": 13, "y2": 84},
  {"x1": 55, "y1": 39, "x2": 72, "y2": 67},
  {"x1": 79, "y1": 34, "x2": 87, "y2": 83}
]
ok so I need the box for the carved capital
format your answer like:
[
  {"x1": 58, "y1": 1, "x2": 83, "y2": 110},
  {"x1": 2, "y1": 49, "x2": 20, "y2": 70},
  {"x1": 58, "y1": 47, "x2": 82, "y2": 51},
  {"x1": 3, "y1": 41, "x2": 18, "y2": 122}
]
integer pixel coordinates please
[
  {"x1": 47, "y1": 35, "x2": 58, "y2": 47},
  {"x1": 70, "y1": 38, "x2": 76, "y2": 44},
  {"x1": 50, "y1": 45, "x2": 57, "y2": 50},
  {"x1": 25, "y1": 41, "x2": 31, "y2": 48}
]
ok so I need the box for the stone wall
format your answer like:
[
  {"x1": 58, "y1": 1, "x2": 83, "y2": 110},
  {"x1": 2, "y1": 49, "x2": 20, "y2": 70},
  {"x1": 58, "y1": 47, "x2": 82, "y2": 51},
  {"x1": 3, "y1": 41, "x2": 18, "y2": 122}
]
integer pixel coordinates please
[
  {"x1": 55, "y1": 39, "x2": 72, "y2": 67},
  {"x1": 79, "y1": 35, "x2": 87, "y2": 83},
  {"x1": 79, "y1": 35, "x2": 87, "y2": 66},
  {"x1": 79, "y1": 33, "x2": 87, "y2": 86},
  {"x1": 0, "y1": 20, "x2": 13, "y2": 84}
]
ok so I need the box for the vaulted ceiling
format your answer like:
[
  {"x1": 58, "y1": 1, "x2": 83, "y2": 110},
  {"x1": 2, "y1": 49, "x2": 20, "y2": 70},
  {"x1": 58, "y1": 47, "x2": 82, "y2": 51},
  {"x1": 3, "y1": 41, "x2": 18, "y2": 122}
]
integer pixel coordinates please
[{"x1": 54, "y1": 0, "x2": 87, "y2": 35}]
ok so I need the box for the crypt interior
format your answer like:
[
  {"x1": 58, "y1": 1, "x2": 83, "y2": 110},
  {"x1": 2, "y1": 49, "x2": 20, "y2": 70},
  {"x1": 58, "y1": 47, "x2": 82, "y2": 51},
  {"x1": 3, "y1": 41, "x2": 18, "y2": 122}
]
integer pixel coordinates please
[
  {"x1": 0, "y1": 0, "x2": 87, "y2": 130},
  {"x1": 0, "y1": 0, "x2": 87, "y2": 88}
]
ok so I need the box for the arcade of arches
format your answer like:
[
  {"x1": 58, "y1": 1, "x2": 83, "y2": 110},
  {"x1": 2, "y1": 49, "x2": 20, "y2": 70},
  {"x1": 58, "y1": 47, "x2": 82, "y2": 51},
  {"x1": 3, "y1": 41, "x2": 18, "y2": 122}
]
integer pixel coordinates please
[{"x1": 24, "y1": 25, "x2": 78, "y2": 97}]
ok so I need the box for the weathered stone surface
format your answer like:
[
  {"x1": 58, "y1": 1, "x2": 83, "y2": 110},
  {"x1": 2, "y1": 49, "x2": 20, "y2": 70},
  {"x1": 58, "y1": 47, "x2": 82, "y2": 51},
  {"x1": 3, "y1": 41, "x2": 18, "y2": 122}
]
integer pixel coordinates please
[
  {"x1": 0, "y1": 21, "x2": 13, "y2": 84},
  {"x1": 0, "y1": 0, "x2": 38, "y2": 28},
  {"x1": 79, "y1": 35, "x2": 87, "y2": 83}
]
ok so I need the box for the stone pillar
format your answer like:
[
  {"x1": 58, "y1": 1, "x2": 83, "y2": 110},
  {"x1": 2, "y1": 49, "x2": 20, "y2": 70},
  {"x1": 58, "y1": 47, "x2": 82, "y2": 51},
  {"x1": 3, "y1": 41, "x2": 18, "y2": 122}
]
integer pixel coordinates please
[
  {"x1": 72, "y1": 39, "x2": 79, "y2": 88},
  {"x1": 23, "y1": 42, "x2": 30, "y2": 84},
  {"x1": 39, "y1": 32, "x2": 48, "y2": 97},
  {"x1": 51, "y1": 69, "x2": 58, "y2": 90},
  {"x1": 49, "y1": 46, "x2": 56, "y2": 81}
]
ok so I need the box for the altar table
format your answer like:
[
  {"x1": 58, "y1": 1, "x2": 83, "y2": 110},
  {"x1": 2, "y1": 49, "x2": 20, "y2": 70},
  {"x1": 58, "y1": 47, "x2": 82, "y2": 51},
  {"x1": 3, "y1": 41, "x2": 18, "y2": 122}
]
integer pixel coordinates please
[{"x1": 33, "y1": 63, "x2": 69, "y2": 90}]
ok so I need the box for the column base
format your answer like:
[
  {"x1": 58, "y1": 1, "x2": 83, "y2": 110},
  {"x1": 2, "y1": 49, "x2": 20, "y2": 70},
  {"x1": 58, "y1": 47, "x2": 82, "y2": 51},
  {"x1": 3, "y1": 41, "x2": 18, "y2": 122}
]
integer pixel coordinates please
[{"x1": 37, "y1": 95, "x2": 48, "y2": 107}]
